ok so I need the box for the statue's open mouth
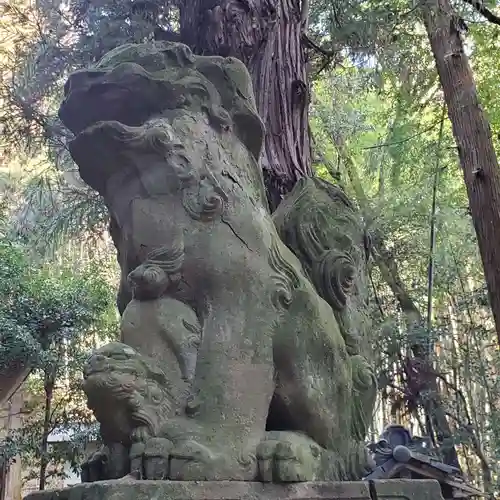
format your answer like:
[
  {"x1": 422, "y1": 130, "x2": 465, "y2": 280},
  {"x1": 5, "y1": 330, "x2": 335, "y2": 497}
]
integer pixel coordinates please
[{"x1": 58, "y1": 61, "x2": 189, "y2": 198}]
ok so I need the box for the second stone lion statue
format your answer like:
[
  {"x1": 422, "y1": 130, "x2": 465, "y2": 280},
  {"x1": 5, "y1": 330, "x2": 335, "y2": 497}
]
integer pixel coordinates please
[{"x1": 58, "y1": 41, "x2": 376, "y2": 483}]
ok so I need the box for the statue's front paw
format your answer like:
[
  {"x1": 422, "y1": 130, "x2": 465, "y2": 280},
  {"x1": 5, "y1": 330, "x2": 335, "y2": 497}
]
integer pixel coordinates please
[
  {"x1": 134, "y1": 438, "x2": 250, "y2": 480},
  {"x1": 82, "y1": 444, "x2": 130, "y2": 482},
  {"x1": 168, "y1": 439, "x2": 224, "y2": 480},
  {"x1": 81, "y1": 447, "x2": 108, "y2": 482},
  {"x1": 257, "y1": 431, "x2": 323, "y2": 482},
  {"x1": 130, "y1": 437, "x2": 173, "y2": 479},
  {"x1": 150, "y1": 418, "x2": 255, "y2": 480},
  {"x1": 131, "y1": 425, "x2": 255, "y2": 481},
  {"x1": 131, "y1": 437, "x2": 220, "y2": 480},
  {"x1": 167, "y1": 437, "x2": 256, "y2": 480}
]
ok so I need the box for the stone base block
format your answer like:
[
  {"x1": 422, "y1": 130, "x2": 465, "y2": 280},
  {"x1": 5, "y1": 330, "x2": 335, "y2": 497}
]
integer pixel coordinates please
[{"x1": 25, "y1": 479, "x2": 444, "y2": 500}]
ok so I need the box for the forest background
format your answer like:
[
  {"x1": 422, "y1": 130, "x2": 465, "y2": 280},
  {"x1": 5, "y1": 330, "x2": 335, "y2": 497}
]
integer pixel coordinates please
[{"x1": 0, "y1": 0, "x2": 500, "y2": 496}]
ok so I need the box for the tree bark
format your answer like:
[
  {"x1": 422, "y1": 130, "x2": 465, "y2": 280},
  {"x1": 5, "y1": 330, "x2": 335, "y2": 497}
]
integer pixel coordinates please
[
  {"x1": 39, "y1": 371, "x2": 54, "y2": 491},
  {"x1": 420, "y1": 0, "x2": 500, "y2": 345},
  {"x1": 178, "y1": 0, "x2": 312, "y2": 210}
]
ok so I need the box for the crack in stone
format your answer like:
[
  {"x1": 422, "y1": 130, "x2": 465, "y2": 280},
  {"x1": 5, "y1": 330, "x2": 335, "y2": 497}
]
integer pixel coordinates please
[{"x1": 221, "y1": 216, "x2": 252, "y2": 251}]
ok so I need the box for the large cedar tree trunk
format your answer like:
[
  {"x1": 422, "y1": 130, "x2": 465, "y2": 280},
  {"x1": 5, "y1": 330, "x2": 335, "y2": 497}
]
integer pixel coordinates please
[
  {"x1": 178, "y1": 0, "x2": 312, "y2": 210},
  {"x1": 421, "y1": 0, "x2": 500, "y2": 345}
]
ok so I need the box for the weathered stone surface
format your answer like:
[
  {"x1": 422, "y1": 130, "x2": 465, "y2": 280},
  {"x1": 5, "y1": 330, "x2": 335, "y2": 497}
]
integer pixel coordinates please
[
  {"x1": 24, "y1": 480, "x2": 444, "y2": 500},
  {"x1": 272, "y1": 177, "x2": 376, "y2": 442},
  {"x1": 58, "y1": 41, "x2": 376, "y2": 483}
]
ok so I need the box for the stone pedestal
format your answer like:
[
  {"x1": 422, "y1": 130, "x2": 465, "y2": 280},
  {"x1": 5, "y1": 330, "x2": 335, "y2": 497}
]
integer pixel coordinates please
[{"x1": 24, "y1": 479, "x2": 444, "y2": 500}]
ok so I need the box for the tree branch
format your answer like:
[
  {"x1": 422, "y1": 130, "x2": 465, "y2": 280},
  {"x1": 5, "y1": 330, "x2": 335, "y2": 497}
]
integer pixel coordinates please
[
  {"x1": 301, "y1": 34, "x2": 335, "y2": 57},
  {"x1": 362, "y1": 119, "x2": 443, "y2": 150},
  {"x1": 462, "y1": 0, "x2": 500, "y2": 26}
]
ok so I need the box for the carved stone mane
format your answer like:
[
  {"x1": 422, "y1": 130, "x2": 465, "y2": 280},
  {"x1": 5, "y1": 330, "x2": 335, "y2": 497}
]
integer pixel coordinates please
[{"x1": 273, "y1": 177, "x2": 371, "y2": 356}]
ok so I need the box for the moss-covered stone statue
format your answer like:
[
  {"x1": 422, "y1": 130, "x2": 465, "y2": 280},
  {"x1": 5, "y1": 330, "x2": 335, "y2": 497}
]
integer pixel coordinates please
[{"x1": 58, "y1": 41, "x2": 377, "y2": 483}]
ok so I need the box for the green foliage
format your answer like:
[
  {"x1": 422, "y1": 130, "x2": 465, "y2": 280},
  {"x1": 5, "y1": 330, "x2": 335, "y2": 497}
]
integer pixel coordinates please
[
  {"x1": 0, "y1": 222, "x2": 117, "y2": 486},
  {"x1": 0, "y1": 0, "x2": 178, "y2": 158},
  {"x1": 0, "y1": 239, "x2": 115, "y2": 372}
]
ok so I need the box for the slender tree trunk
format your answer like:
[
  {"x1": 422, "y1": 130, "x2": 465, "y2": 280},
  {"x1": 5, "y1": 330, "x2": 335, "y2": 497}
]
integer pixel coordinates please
[
  {"x1": 420, "y1": 0, "x2": 500, "y2": 345},
  {"x1": 39, "y1": 372, "x2": 54, "y2": 491},
  {"x1": 178, "y1": 0, "x2": 312, "y2": 210},
  {"x1": 426, "y1": 105, "x2": 445, "y2": 336}
]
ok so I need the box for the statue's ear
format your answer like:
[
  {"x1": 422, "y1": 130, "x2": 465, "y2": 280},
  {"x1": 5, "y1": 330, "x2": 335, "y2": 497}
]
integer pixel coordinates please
[
  {"x1": 223, "y1": 58, "x2": 265, "y2": 162},
  {"x1": 197, "y1": 56, "x2": 265, "y2": 162}
]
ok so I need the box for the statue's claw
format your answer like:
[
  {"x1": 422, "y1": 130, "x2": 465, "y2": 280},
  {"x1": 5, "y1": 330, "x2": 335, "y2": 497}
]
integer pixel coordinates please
[{"x1": 130, "y1": 437, "x2": 173, "y2": 480}]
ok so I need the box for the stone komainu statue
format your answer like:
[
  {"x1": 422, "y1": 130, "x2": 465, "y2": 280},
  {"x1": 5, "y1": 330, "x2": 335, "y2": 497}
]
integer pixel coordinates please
[{"x1": 58, "y1": 41, "x2": 377, "y2": 483}]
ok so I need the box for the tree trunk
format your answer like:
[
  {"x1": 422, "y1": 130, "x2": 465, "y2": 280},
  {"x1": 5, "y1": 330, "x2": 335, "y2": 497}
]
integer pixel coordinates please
[
  {"x1": 178, "y1": 0, "x2": 312, "y2": 210},
  {"x1": 39, "y1": 372, "x2": 54, "y2": 491},
  {"x1": 420, "y1": 0, "x2": 500, "y2": 345}
]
